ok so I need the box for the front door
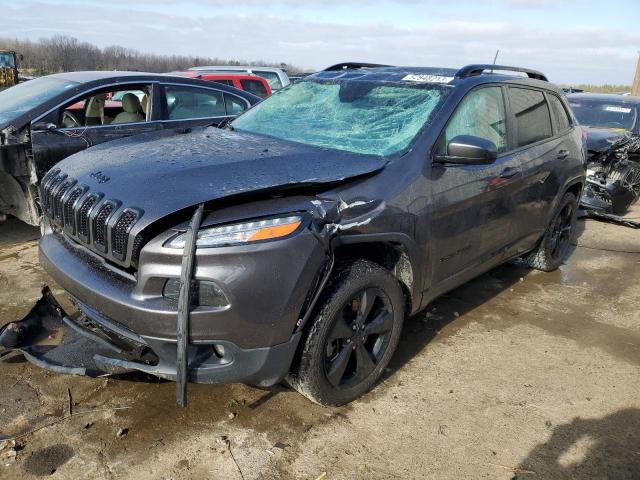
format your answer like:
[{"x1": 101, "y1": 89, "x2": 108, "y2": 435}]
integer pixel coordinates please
[
  {"x1": 31, "y1": 83, "x2": 161, "y2": 176},
  {"x1": 428, "y1": 85, "x2": 524, "y2": 286}
]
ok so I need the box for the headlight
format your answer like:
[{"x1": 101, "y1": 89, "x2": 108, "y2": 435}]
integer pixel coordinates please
[{"x1": 165, "y1": 215, "x2": 303, "y2": 249}]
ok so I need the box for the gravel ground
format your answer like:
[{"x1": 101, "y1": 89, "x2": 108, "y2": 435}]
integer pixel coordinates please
[{"x1": 0, "y1": 206, "x2": 639, "y2": 480}]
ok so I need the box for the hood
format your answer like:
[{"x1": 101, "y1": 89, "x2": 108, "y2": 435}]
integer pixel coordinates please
[
  {"x1": 55, "y1": 126, "x2": 388, "y2": 235},
  {"x1": 583, "y1": 127, "x2": 632, "y2": 153}
]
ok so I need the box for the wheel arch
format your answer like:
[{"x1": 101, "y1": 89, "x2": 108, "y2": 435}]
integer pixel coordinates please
[
  {"x1": 294, "y1": 232, "x2": 423, "y2": 340},
  {"x1": 545, "y1": 176, "x2": 584, "y2": 226},
  {"x1": 330, "y1": 233, "x2": 423, "y2": 317},
  {"x1": 563, "y1": 178, "x2": 584, "y2": 200}
]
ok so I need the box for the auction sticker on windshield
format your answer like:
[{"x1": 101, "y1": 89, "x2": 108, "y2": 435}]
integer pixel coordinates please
[
  {"x1": 604, "y1": 106, "x2": 632, "y2": 114},
  {"x1": 402, "y1": 74, "x2": 454, "y2": 83}
]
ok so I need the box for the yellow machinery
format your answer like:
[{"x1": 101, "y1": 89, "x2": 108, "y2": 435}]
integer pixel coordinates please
[{"x1": 0, "y1": 51, "x2": 21, "y2": 89}]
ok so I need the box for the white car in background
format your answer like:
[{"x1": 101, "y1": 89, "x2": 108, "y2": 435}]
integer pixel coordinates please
[{"x1": 188, "y1": 66, "x2": 290, "y2": 91}]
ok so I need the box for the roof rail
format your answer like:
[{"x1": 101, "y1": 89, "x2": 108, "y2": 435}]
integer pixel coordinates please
[
  {"x1": 323, "y1": 62, "x2": 393, "y2": 72},
  {"x1": 456, "y1": 64, "x2": 548, "y2": 82}
]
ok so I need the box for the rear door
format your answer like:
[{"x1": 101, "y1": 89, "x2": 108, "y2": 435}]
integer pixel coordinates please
[
  {"x1": 159, "y1": 83, "x2": 252, "y2": 130},
  {"x1": 429, "y1": 85, "x2": 525, "y2": 285},
  {"x1": 30, "y1": 83, "x2": 160, "y2": 174}
]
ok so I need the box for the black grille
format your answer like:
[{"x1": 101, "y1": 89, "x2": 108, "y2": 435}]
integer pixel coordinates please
[
  {"x1": 77, "y1": 195, "x2": 98, "y2": 239},
  {"x1": 53, "y1": 179, "x2": 74, "y2": 222},
  {"x1": 41, "y1": 171, "x2": 143, "y2": 266},
  {"x1": 112, "y1": 210, "x2": 139, "y2": 259},
  {"x1": 46, "y1": 173, "x2": 67, "y2": 216},
  {"x1": 93, "y1": 202, "x2": 115, "y2": 248},
  {"x1": 40, "y1": 168, "x2": 60, "y2": 212},
  {"x1": 63, "y1": 186, "x2": 85, "y2": 231},
  {"x1": 130, "y1": 233, "x2": 145, "y2": 267}
]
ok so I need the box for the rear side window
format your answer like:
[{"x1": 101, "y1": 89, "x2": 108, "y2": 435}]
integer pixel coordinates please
[
  {"x1": 164, "y1": 86, "x2": 226, "y2": 120},
  {"x1": 255, "y1": 71, "x2": 282, "y2": 90},
  {"x1": 548, "y1": 95, "x2": 571, "y2": 133},
  {"x1": 240, "y1": 79, "x2": 268, "y2": 98},
  {"x1": 508, "y1": 88, "x2": 553, "y2": 147},
  {"x1": 224, "y1": 94, "x2": 249, "y2": 115},
  {"x1": 444, "y1": 86, "x2": 508, "y2": 154},
  {"x1": 211, "y1": 79, "x2": 234, "y2": 87}
]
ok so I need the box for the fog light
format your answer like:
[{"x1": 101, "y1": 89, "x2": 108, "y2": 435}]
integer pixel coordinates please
[{"x1": 163, "y1": 279, "x2": 229, "y2": 308}]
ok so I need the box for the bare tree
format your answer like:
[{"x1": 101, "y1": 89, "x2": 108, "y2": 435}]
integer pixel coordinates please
[{"x1": 0, "y1": 35, "x2": 302, "y2": 76}]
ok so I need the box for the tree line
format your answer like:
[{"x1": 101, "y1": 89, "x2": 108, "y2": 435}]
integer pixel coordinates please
[{"x1": 1, "y1": 35, "x2": 301, "y2": 76}]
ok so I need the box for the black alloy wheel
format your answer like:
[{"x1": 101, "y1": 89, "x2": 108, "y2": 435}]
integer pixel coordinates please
[
  {"x1": 549, "y1": 202, "x2": 575, "y2": 261},
  {"x1": 324, "y1": 288, "x2": 394, "y2": 388},
  {"x1": 523, "y1": 192, "x2": 579, "y2": 272},
  {"x1": 288, "y1": 259, "x2": 404, "y2": 406}
]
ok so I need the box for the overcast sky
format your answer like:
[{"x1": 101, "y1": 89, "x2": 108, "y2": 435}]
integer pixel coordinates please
[{"x1": 1, "y1": 0, "x2": 638, "y2": 84}]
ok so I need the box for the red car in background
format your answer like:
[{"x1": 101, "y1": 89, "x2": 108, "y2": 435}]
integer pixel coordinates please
[{"x1": 173, "y1": 72, "x2": 272, "y2": 98}]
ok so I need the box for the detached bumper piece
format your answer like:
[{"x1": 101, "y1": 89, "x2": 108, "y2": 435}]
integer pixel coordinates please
[
  {"x1": 0, "y1": 287, "x2": 301, "y2": 397},
  {"x1": 578, "y1": 208, "x2": 640, "y2": 229},
  {"x1": 0, "y1": 287, "x2": 145, "y2": 376}
]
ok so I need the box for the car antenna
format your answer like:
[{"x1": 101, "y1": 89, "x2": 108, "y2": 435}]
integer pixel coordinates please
[{"x1": 491, "y1": 50, "x2": 500, "y2": 73}]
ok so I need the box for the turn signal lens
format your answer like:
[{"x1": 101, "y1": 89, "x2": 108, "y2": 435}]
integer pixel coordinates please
[
  {"x1": 248, "y1": 221, "x2": 301, "y2": 241},
  {"x1": 166, "y1": 215, "x2": 303, "y2": 249}
]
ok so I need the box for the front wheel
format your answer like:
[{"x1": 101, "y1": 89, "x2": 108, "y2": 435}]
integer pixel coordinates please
[
  {"x1": 523, "y1": 192, "x2": 579, "y2": 272},
  {"x1": 288, "y1": 259, "x2": 405, "y2": 406}
]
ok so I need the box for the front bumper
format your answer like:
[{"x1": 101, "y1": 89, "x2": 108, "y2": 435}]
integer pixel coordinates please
[
  {"x1": 0, "y1": 288, "x2": 301, "y2": 386},
  {"x1": 32, "y1": 220, "x2": 328, "y2": 385},
  {"x1": 40, "y1": 220, "x2": 327, "y2": 348}
]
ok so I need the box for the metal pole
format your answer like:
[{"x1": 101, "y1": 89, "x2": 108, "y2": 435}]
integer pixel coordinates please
[
  {"x1": 176, "y1": 204, "x2": 204, "y2": 407},
  {"x1": 631, "y1": 52, "x2": 640, "y2": 97}
]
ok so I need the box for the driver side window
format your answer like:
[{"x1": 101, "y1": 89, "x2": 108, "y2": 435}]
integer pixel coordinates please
[
  {"x1": 443, "y1": 87, "x2": 508, "y2": 154},
  {"x1": 58, "y1": 85, "x2": 152, "y2": 128}
]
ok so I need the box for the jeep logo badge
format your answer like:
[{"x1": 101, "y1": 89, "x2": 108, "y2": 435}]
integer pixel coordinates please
[{"x1": 90, "y1": 171, "x2": 110, "y2": 184}]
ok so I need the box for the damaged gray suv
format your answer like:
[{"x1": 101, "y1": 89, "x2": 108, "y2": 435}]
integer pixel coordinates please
[{"x1": 1, "y1": 64, "x2": 586, "y2": 406}]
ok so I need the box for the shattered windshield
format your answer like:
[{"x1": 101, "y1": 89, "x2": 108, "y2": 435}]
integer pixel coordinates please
[
  {"x1": 0, "y1": 76, "x2": 78, "y2": 126},
  {"x1": 570, "y1": 100, "x2": 638, "y2": 131},
  {"x1": 231, "y1": 79, "x2": 447, "y2": 156}
]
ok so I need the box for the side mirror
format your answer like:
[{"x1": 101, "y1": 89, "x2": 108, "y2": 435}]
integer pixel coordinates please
[
  {"x1": 434, "y1": 135, "x2": 498, "y2": 165},
  {"x1": 19, "y1": 54, "x2": 24, "y2": 61},
  {"x1": 32, "y1": 122, "x2": 58, "y2": 132}
]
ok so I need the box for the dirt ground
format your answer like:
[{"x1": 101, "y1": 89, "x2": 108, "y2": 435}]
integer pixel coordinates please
[{"x1": 0, "y1": 207, "x2": 639, "y2": 480}]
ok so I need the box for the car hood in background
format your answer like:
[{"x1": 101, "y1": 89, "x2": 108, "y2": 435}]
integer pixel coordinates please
[
  {"x1": 583, "y1": 127, "x2": 632, "y2": 153},
  {"x1": 55, "y1": 126, "x2": 388, "y2": 232}
]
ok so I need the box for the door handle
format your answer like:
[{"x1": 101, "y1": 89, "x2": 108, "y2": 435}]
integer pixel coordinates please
[
  {"x1": 557, "y1": 150, "x2": 570, "y2": 160},
  {"x1": 499, "y1": 167, "x2": 519, "y2": 179}
]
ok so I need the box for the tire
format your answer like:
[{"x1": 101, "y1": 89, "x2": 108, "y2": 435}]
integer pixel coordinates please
[
  {"x1": 615, "y1": 163, "x2": 640, "y2": 205},
  {"x1": 523, "y1": 192, "x2": 579, "y2": 272},
  {"x1": 288, "y1": 259, "x2": 405, "y2": 406}
]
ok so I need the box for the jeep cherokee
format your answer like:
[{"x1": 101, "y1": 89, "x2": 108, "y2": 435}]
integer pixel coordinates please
[{"x1": 1, "y1": 63, "x2": 586, "y2": 406}]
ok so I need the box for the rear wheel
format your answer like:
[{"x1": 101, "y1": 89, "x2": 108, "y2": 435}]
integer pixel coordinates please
[
  {"x1": 523, "y1": 192, "x2": 578, "y2": 272},
  {"x1": 288, "y1": 259, "x2": 404, "y2": 406}
]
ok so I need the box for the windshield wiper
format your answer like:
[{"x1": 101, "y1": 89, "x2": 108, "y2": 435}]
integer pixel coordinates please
[{"x1": 214, "y1": 118, "x2": 234, "y2": 131}]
